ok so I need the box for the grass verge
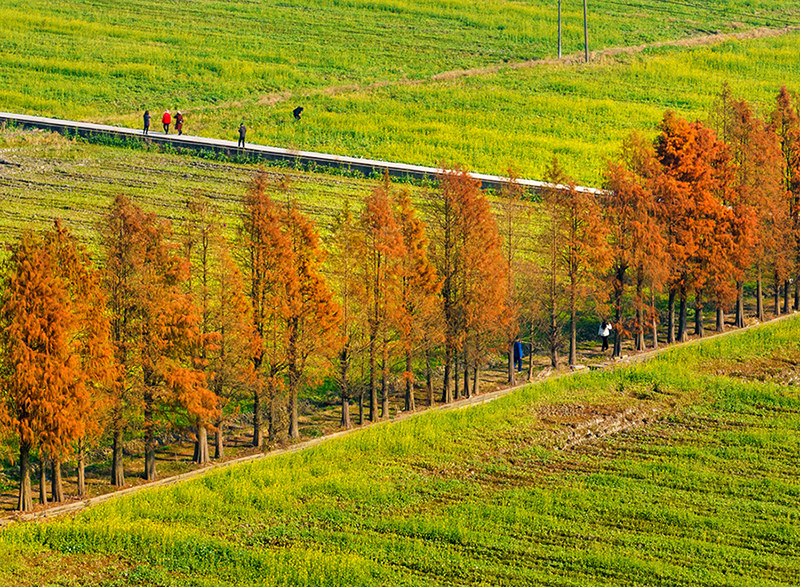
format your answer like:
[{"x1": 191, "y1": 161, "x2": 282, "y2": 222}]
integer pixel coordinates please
[{"x1": 1, "y1": 314, "x2": 798, "y2": 586}]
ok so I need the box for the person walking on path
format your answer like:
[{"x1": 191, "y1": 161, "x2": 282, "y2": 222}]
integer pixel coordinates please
[
  {"x1": 513, "y1": 336, "x2": 524, "y2": 373},
  {"x1": 175, "y1": 111, "x2": 184, "y2": 135},
  {"x1": 238, "y1": 123, "x2": 246, "y2": 149},
  {"x1": 143, "y1": 110, "x2": 151, "y2": 135},
  {"x1": 599, "y1": 320, "x2": 612, "y2": 352},
  {"x1": 162, "y1": 110, "x2": 171, "y2": 134}
]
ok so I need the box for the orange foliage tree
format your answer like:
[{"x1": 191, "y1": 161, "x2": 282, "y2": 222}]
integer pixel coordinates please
[
  {"x1": 241, "y1": 175, "x2": 293, "y2": 444},
  {"x1": 282, "y1": 199, "x2": 341, "y2": 438},
  {"x1": 654, "y1": 112, "x2": 736, "y2": 342},
  {"x1": 328, "y1": 206, "x2": 367, "y2": 428},
  {"x1": 771, "y1": 87, "x2": 800, "y2": 312},
  {"x1": 498, "y1": 171, "x2": 526, "y2": 385},
  {"x1": 1, "y1": 223, "x2": 113, "y2": 511},
  {"x1": 392, "y1": 188, "x2": 440, "y2": 412},
  {"x1": 102, "y1": 194, "x2": 217, "y2": 482},
  {"x1": 184, "y1": 199, "x2": 254, "y2": 462},
  {"x1": 604, "y1": 134, "x2": 666, "y2": 354},
  {"x1": 359, "y1": 182, "x2": 405, "y2": 420},
  {"x1": 428, "y1": 168, "x2": 508, "y2": 398}
]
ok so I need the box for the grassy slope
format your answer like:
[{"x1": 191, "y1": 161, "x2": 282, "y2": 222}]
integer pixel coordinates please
[
  {"x1": 3, "y1": 1, "x2": 800, "y2": 183},
  {"x1": 268, "y1": 32, "x2": 800, "y2": 184},
  {"x1": 2, "y1": 316, "x2": 799, "y2": 586},
  {"x1": 0, "y1": 129, "x2": 408, "y2": 247}
]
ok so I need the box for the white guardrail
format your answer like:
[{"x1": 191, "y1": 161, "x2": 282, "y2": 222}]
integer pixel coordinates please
[{"x1": 0, "y1": 112, "x2": 604, "y2": 195}]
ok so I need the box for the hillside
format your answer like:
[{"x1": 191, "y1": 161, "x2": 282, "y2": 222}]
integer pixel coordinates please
[
  {"x1": 2, "y1": 315, "x2": 799, "y2": 586},
  {"x1": 0, "y1": 128, "x2": 408, "y2": 246},
  {"x1": 3, "y1": 1, "x2": 800, "y2": 183}
]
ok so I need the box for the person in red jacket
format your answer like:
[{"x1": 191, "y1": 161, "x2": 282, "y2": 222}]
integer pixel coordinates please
[{"x1": 162, "y1": 110, "x2": 171, "y2": 134}]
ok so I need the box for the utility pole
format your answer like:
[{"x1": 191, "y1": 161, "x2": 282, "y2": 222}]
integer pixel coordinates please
[
  {"x1": 558, "y1": 0, "x2": 562, "y2": 58},
  {"x1": 583, "y1": 0, "x2": 589, "y2": 62}
]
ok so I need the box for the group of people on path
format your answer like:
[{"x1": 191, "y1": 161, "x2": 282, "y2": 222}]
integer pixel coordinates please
[
  {"x1": 142, "y1": 106, "x2": 305, "y2": 148},
  {"x1": 143, "y1": 109, "x2": 183, "y2": 136}
]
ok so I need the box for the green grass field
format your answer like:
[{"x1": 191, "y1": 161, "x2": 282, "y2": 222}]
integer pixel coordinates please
[
  {"x1": 4, "y1": 0, "x2": 800, "y2": 183},
  {"x1": 0, "y1": 128, "x2": 410, "y2": 247},
  {"x1": 1, "y1": 314, "x2": 798, "y2": 586}
]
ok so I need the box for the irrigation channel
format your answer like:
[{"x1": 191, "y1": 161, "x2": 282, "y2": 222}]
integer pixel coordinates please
[
  {"x1": 0, "y1": 112, "x2": 603, "y2": 194},
  {"x1": 2, "y1": 311, "x2": 795, "y2": 527}
]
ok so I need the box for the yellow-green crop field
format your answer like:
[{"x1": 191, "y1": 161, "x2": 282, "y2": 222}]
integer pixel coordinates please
[
  {"x1": 0, "y1": 129, "x2": 428, "y2": 248},
  {"x1": 2, "y1": 312, "x2": 799, "y2": 586},
  {"x1": 4, "y1": 0, "x2": 800, "y2": 184}
]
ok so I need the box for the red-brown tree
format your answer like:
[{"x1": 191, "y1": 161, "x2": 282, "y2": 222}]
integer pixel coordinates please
[
  {"x1": 359, "y1": 182, "x2": 405, "y2": 419},
  {"x1": 428, "y1": 168, "x2": 508, "y2": 394},
  {"x1": 328, "y1": 206, "x2": 367, "y2": 428},
  {"x1": 102, "y1": 194, "x2": 217, "y2": 482},
  {"x1": 241, "y1": 175, "x2": 293, "y2": 444},
  {"x1": 282, "y1": 198, "x2": 341, "y2": 438},
  {"x1": 1, "y1": 224, "x2": 113, "y2": 511},
  {"x1": 392, "y1": 188, "x2": 440, "y2": 411}
]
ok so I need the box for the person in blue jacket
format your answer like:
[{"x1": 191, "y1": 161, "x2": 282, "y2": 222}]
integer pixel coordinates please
[{"x1": 513, "y1": 336, "x2": 524, "y2": 373}]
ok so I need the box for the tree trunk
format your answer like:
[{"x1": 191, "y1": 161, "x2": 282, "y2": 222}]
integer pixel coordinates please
[
  {"x1": 405, "y1": 349, "x2": 415, "y2": 412},
  {"x1": 288, "y1": 317, "x2": 300, "y2": 439},
  {"x1": 462, "y1": 345, "x2": 470, "y2": 399},
  {"x1": 612, "y1": 264, "x2": 625, "y2": 358},
  {"x1": 650, "y1": 289, "x2": 658, "y2": 350},
  {"x1": 252, "y1": 378, "x2": 263, "y2": 448},
  {"x1": 549, "y1": 294, "x2": 559, "y2": 368},
  {"x1": 757, "y1": 266, "x2": 764, "y2": 322},
  {"x1": 39, "y1": 453, "x2": 48, "y2": 506},
  {"x1": 340, "y1": 344, "x2": 351, "y2": 428},
  {"x1": 774, "y1": 271, "x2": 781, "y2": 317},
  {"x1": 454, "y1": 355, "x2": 461, "y2": 400},
  {"x1": 77, "y1": 438, "x2": 86, "y2": 498},
  {"x1": 508, "y1": 339, "x2": 516, "y2": 386},
  {"x1": 735, "y1": 280, "x2": 745, "y2": 328},
  {"x1": 358, "y1": 389, "x2": 364, "y2": 425},
  {"x1": 527, "y1": 339, "x2": 535, "y2": 381},
  {"x1": 370, "y1": 331, "x2": 379, "y2": 419},
  {"x1": 667, "y1": 289, "x2": 676, "y2": 344},
  {"x1": 784, "y1": 279, "x2": 791, "y2": 314},
  {"x1": 442, "y1": 349, "x2": 452, "y2": 404},
  {"x1": 51, "y1": 458, "x2": 64, "y2": 503},
  {"x1": 549, "y1": 342, "x2": 558, "y2": 369},
  {"x1": 678, "y1": 293, "x2": 688, "y2": 342},
  {"x1": 425, "y1": 348, "x2": 434, "y2": 408},
  {"x1": 268, "y1": 381, "x2": 281, "y2": 441},
  {"x1": 194, "y1": 424, "x2": 210, "y2": 465},
  {"x1": 635, "y1": 268, "x2": 645, "y2": 351},
  {"x1": 17, "y1": 440, "x2": 33, "y2": 512},
  {"x1": 215, "y1": 419, "x2": 224, "y2": 460},
  {"x1": 569, "y1": 299, "x2": 577, "y2": 367},
  {"x1": 473, "y1": 364, "x2": 480, "y2": 395},
  {"x1": 694, "y1": 296, "x2": 704, "y2": 338},
  {"x1": 716, "y1": 306, "x2": 725, "y2": 333},
  {"x1": 380, "y1": 340, "x2": 389, "y2": 419},
  {"x1": 144, "y1": 385, "x2": 156, "y2": 481},
  {"x1": 795, "y1": 274, "x2": 799, "y2": 311},
  {"x1": 111, "y1": 421, "x2": 125, "y2": 487},
  {"x1": 288, "y1": 386, "x2": 299, "y2": 439}
]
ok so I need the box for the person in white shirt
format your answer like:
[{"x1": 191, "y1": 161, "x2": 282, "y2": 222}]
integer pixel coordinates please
[{"x1": 599, "y1": 320, "x2": 612, "y2": 352}]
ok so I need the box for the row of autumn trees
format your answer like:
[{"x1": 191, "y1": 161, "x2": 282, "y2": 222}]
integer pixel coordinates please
[
  {"x1": 2, "y1": 85, "x2": 799, "y2": 512},
  {"x1": 0, "y1": 167, "x2": 510, "y2": 512}
]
